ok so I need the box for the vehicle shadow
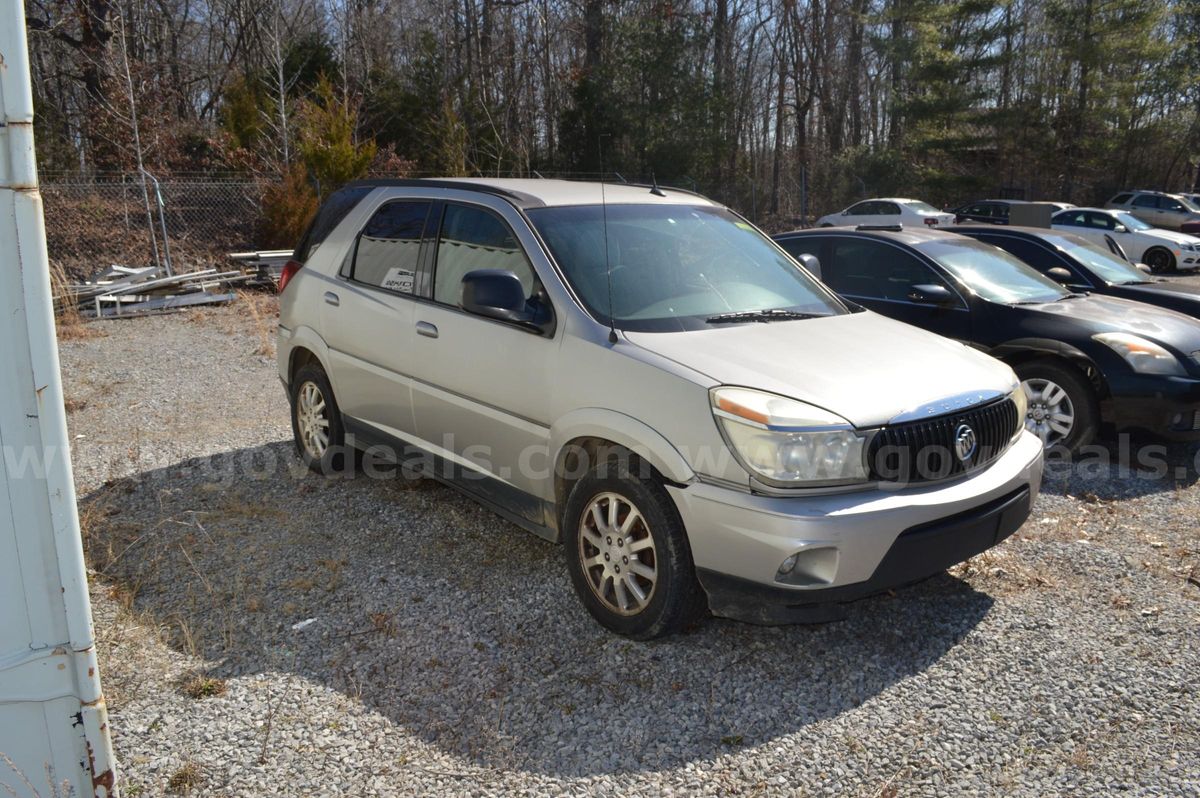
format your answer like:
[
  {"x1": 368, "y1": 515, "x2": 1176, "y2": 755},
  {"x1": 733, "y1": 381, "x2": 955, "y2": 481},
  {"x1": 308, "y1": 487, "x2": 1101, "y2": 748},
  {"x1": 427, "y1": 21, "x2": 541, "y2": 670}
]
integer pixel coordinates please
[{"x1": 85, "y1": 442, "x2": 996, "y2": 778}]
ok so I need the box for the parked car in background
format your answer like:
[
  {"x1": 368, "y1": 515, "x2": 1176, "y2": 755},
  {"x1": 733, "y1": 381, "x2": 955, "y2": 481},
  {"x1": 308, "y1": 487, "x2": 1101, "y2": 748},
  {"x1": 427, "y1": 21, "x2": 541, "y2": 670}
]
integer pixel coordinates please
[
  {"x1": 816, "y1": 198, "x2": 955, "y2": 228},
  {"x1": 951, "y1": 199, "x2": 1027, "y2": 225},
  {"x1": 953, "y1": 225, "x2": 1200, "y2": 321},
  {"x1": 1105, "y1": 190, "x2": 1200, "y2": 233},
  {"x1": 774, "y1": 226, "x2": 1200, "y2": 451},
  {"x1": 278, "y1": 178, "x2": 1043, "y2": 637},
  {"x1": 1049, "y1": 207, "x2": 1200, "y2": 273}
]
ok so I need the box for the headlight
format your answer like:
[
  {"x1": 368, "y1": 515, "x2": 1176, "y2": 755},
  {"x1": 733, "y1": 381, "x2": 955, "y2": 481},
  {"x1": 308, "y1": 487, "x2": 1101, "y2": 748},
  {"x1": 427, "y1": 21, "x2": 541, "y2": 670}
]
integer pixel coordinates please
[
  {"x1": 710, "y1": 387, "x2": 868, "y2": 486},
  {"x1": 1094, "y1": 332, "x2": 1185, "y2": 376},
  {"x1": 1010, "y1": 384, "x2": 1028, "y2": 441}
]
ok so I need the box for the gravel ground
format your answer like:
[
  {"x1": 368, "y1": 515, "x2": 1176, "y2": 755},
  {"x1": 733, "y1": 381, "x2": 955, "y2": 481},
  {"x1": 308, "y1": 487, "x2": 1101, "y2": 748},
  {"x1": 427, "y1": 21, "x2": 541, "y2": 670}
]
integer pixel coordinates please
[{"x1": 58, "y1": 286, "x2": 1200, "y2": 797}]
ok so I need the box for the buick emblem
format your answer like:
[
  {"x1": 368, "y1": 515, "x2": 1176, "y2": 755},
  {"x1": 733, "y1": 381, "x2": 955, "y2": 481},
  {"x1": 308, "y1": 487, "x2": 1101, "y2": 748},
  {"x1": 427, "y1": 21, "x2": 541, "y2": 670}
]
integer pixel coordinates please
[{"x1": 955, "y1": 424, "x2": 978, "y2": 463}]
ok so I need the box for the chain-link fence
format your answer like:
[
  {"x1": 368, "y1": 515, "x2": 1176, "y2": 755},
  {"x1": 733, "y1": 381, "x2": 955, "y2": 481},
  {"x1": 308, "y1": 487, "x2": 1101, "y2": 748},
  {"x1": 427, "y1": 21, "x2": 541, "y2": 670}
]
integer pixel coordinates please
[{"x1": 40, "y1": 176, "x2": 271, "y2": 281}]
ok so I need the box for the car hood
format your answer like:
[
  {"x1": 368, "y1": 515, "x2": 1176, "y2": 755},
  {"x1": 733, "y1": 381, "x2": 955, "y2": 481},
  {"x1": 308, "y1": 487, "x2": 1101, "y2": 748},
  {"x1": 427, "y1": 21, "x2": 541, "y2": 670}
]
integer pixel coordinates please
[
  {"x1": 1021, "y1": 294, "x2": 1200, "y2": 352},
  {"x1": 623, "y1": 312, "x2": 1016, "y2": 428},
  {"x1": 1140, "y1": 228, "x2": 1200, "y2": 247}
]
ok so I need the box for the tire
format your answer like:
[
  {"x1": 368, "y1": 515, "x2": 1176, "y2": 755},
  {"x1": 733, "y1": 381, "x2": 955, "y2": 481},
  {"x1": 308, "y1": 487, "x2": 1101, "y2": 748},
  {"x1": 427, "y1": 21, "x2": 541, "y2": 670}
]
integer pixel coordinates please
[
  {"x1": 1144, "y1": 247, "x2": 1176, "y2": 274},
  {"x1": 819, "y1": 223, "x2": 834, "y2": 228},
  {"x1": 562, "y1": 461, "x2": 705, "y2": 639},
  {"x1": 290, "y1": 363, "x2": 350, "y2": 475},
  {"x1": 1015, "y1": 359, "x2": 1099, "y2": 454}
]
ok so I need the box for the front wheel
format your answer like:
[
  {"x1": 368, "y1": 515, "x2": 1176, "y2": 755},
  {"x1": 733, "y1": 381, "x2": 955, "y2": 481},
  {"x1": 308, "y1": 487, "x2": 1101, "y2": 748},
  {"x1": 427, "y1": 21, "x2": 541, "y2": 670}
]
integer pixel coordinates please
[
  {"x1": 1016, "y1": 359, "x2": 1098, "y2": 454},
  {"x1": 1144, "y1": 247, "x2": 1176, "y2": 274},
  {"x1": 562, "y1": 463, "x2": 704, "y2": 639}
]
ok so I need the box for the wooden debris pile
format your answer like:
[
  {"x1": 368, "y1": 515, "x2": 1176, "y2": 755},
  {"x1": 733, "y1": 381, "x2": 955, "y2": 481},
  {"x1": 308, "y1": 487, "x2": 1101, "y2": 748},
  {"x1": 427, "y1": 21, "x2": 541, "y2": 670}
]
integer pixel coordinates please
[{"x1": 58, "y1": 258, "x2": 279, "y2": 319}]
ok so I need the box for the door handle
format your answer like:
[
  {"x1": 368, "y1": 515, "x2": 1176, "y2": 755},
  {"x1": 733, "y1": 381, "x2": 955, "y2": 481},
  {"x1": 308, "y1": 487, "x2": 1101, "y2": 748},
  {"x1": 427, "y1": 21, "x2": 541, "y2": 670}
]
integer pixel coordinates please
[
  {"x1": 324, "y1": 291, "x2": 340, "y2": 307},
  {"x1": 416, "y1": 321, "x2": 439, "y2": 339}
]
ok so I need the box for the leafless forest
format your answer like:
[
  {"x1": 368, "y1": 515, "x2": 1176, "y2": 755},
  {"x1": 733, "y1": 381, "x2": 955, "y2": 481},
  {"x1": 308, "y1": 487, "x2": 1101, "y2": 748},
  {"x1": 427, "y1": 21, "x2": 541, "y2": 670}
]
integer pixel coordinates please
[{"x1": 25, "y1": 0, "x2": 1200, "y2": 230}]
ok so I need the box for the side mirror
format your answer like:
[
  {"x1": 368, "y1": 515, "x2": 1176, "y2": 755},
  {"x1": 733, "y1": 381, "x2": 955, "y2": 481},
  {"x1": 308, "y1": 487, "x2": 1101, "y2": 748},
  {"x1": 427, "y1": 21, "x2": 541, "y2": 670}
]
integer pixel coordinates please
[
  {"x1": 907, "y1": 284, "x2": 955, "y2": 305},
  {"x1": 795, "y1": 253, "x2": 822, "y2": 280},
  {"x1": 461, "y1": 269, "x2": 533, "y2": 325},
  {"x1": 1114, "y1": 224, "x2": 1128, "y2": 234},
  {"x1": 1046, "y1": 267, "x2": 1074, "y2": 284}
]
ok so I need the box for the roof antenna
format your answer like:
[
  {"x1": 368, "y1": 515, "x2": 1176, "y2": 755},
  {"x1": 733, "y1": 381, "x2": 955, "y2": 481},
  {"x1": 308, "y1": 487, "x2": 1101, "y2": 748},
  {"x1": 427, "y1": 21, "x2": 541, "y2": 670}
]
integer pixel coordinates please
[
  {"x1": 599, "y1": 135, "x2": 618, "y2": 344},
  {"x1": 613, "y1": 172, "x2": 628, "y2": 184},
  {"x1": 532, "y1": 170, "x2": 545, "y2": 179},
  {"x1": 649, "y1": 172, "x2": 666, "y2": 197}
]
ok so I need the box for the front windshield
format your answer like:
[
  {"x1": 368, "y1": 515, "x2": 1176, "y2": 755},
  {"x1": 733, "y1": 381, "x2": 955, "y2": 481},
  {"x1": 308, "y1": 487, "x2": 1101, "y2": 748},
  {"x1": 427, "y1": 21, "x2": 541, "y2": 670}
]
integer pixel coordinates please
[
  {"x1": 920, "y1": 238, "x2": 1070, "y2": 304},
  {"x1": 903, "y1": 200, "x2": 941, "y2": 214},
  {"x1": 1040, "y1": 232, "x2": 1148, "y2": 284},
  {"x1": 527, "y1": 204, "x2": 845, "y2": 331},
  {"x1": 1114, "y1": 211, "x2": 1152, "y2": 231},
  {"x1": 1179, "y1": 196, "x2": 1200, "y2": 212}
]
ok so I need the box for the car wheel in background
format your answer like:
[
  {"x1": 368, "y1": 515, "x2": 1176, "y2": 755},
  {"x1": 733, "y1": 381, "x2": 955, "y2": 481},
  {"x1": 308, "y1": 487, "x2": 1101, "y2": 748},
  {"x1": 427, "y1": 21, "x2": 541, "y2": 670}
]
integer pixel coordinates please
[
  {"x1": 1143, "y1": 247, "x2": 1176, "y2": 274},
  {"x1": 563, "y1": 461, "x2": 705, "y2": 639},
  {"x1": 1016, "y1": 359, "x2": 1098, "y2": 454},
  {"x1": 290, "y1": 363, "x2": 350, "y2": 475}
]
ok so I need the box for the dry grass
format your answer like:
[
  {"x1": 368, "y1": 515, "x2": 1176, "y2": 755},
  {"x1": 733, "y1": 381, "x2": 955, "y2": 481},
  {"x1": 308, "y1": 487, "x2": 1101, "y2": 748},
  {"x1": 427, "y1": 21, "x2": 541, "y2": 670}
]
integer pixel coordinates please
[
  {"x1": 166, "y1": 761, "x2": 203, "y2": 794},
  {"x1": 49, "y1": 261, "x2": 106, "y2": 340},
  {"x1": 237, "y1": 290, "x2": 278, "y2": 356},
  {"x1": 180, "y1": 672, "x2": 228, "y2": 699}
]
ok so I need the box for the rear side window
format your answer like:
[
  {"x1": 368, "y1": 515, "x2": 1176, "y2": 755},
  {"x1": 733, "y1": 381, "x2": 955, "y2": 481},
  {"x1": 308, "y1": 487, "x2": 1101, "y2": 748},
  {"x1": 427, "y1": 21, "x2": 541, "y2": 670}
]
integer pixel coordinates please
[
  {"x1": 824, "y1": 238, "x2": 952, "y2": 302},
  {"x1": 1055, "y1": 211, "x2": 1087, "y2": 227},
  {"x1": 1110, "y1": 193, "x2": 1133, "y2": 205},
  {"x1": 351, "y1": 201, "x2": 431, "y2": 293},
  {"x1": 1132, "y1": 195, "x2": 1159, "y2": 208},
  {"x1": 433, "y1": 204, "x2": 535, "y2": 305},
  {"x1": 294, "y1": 184, "x2": 375, "y2": 263}
]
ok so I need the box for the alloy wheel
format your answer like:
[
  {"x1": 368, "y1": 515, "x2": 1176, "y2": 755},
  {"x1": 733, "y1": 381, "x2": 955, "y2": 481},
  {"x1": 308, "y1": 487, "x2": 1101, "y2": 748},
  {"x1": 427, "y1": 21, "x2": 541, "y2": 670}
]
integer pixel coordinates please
[
  {"x1": 296, "y1": 380, "x2": 331, "y2": 459},
  {"x1": 1022, "y1": 378, "x2": 1075, "y2": 447},
  {"x1": 578, "y1": 492, "x2": 658, "y2": 616}
]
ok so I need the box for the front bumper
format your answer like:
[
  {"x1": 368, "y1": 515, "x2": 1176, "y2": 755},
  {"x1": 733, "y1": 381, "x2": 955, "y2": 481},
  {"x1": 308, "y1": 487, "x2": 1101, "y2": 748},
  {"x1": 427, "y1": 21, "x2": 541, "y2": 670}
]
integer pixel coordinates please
[
  {"x1": 1102, "y1": 373, "x2": 1200, "y2": 440},
  {"x1": 668, "y1": 431, "x2": 1043, "y2": 624}
]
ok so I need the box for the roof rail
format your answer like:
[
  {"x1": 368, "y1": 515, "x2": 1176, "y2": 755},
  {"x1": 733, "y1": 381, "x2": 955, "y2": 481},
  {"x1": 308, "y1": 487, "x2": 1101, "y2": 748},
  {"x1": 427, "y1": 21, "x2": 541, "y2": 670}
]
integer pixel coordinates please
[
  {"x1": 340, "y1": 178, "x2": 547, "y2": 208},
  {"x1": 855, "y1": 224, "x2": 904, "y2": 232}
]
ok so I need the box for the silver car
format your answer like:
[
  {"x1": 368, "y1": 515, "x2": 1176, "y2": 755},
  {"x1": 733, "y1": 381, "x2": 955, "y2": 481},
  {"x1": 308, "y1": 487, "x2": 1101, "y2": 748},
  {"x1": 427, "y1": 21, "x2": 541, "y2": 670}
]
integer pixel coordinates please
[{"x1": 276, "y1": 178, "x2": 1044, "y2": 638}]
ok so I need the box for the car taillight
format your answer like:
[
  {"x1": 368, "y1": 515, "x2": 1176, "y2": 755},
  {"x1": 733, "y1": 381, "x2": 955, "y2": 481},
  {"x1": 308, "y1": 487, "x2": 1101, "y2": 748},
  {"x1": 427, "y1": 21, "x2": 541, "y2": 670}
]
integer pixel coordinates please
[
  {"x1": 278, "y1": 259, "x2": 302, "y2": 293},
  {"x1": 924, "y1": 217, "x2": 938, "y2": 226}
]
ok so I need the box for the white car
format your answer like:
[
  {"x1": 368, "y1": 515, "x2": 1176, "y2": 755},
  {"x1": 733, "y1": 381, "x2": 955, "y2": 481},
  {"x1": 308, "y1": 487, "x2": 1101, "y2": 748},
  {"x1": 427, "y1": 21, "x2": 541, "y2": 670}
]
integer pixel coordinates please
[
  {"x1": 816, "y1": 198, "x2": 955, "y2": 229},
  {"x1": 1051, "y1": 207, "x2": 1200, "y2": 273}
]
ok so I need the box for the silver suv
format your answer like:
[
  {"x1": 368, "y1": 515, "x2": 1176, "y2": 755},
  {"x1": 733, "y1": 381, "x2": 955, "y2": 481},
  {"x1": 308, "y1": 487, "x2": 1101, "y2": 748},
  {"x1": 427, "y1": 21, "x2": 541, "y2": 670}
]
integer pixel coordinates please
[
  {"x1": 277, "y1": 178, "x2": 1044, "y2": 638},
  {"x1": 1105, "y1": 190, "x2": 1200, "y2": 232}
]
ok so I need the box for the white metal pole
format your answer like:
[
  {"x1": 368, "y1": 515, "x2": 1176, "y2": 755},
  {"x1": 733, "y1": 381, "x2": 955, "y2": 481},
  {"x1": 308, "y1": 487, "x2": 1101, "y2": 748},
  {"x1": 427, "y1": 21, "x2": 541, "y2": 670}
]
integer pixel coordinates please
[{"x1": 0, "y1": 6, "x2": 118, "y2": 797}]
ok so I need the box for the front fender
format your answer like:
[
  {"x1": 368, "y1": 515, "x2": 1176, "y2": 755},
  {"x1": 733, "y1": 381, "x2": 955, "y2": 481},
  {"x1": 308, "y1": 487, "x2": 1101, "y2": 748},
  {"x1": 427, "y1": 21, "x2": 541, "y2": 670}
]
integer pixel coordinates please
[{"x1": 550, "y1": 408, "x2": 697, "y2": 486}]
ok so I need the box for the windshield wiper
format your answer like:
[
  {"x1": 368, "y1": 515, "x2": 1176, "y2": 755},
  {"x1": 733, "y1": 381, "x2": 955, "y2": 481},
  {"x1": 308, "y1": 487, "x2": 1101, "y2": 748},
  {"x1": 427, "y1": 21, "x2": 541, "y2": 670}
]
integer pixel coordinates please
[{"x1": 705, "y1": 308, "x2": 823, "y2": 324}]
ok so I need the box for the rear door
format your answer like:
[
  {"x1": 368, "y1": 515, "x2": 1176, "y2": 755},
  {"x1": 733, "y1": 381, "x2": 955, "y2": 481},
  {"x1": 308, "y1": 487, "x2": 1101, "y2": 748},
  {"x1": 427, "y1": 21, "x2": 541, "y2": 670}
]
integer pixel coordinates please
[
  {"x1": 820, "y1": 235, "x2": 972, "y2": 340},
  {"x1": 409, "y1": 199, "x2": 557, "y2": 519},
  {"x1": 1131, "y1": 194, "x2": 1163, "y2": 227},
  {"x1": 321, "y1": 197, "x2": 431, "y2": 440},
  {"x1": 839, "y1": 200, "x2": 877, "y2": 227}
]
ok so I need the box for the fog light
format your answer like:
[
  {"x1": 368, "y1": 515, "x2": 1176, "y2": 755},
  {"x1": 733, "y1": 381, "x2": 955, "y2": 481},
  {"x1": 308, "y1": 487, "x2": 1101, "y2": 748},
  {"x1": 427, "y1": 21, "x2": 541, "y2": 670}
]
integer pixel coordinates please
[{"x1": 778, "y1": 553, "x2": 799, "y2": 575}]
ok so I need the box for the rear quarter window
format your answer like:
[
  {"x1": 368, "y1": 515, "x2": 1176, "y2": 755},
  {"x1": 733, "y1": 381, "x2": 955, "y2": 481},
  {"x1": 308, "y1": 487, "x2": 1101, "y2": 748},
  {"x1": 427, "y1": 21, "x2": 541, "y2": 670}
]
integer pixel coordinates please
[
  {"x1": 1110, "y1": 193, "x2": 1133, "y2": 205},
  {"x1": 294, "y1": 184, "x2": 375, "y2": 263}
]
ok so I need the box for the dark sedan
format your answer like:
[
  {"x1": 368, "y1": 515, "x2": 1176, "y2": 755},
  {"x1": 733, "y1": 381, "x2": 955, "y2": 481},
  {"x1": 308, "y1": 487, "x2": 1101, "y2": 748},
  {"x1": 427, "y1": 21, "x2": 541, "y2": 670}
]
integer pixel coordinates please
[
  {"x1": 775, "y1": 226, "x2": 1200, "y2": 451},
  {"x1": 951, "y1": 199, "x2": 1027, "y2": 225},
  {"x1": 953, "y1": 225, "x2": 1200, "y2": 320}
]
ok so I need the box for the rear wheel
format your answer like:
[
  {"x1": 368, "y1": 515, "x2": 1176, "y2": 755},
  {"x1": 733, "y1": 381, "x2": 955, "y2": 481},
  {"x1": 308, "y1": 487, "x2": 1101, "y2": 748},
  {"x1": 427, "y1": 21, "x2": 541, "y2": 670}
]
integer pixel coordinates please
[
  {"x1": 563, "y1": 462, "x2": 704, "y2": 639},
  {"x1": 1144, "y1": 247, "x2": 1176, "y2": 274},
  {"x1": 290, "y1": 363, "x2": 349, "y2": 474},
  {"x1": 1015, "y1": 359, "x2": 1098, "y2": 454}
]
